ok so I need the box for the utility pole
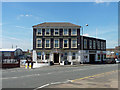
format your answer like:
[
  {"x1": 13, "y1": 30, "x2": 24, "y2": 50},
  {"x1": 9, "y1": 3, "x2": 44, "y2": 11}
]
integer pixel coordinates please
[
  {"x1": 80, "y1": 24, "x2": 88, "y2": 64},
  {"x1": 12, "y1": 44, "x2": 13, "y2": 49}
]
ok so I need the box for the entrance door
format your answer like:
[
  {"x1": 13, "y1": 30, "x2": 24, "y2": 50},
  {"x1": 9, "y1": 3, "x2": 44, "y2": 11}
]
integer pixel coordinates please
[
  {"x1": 54, "y1": 53, "x2": 59, "y2": 63},
  {"x1": 89, "y1": 54, "x2": 95, "y2": 64}
]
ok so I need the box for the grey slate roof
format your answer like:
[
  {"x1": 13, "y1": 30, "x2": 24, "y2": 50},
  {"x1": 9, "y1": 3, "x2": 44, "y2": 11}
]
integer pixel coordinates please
[{"x1": 32, "y1": 22, "x2": 81, "y2": 28}]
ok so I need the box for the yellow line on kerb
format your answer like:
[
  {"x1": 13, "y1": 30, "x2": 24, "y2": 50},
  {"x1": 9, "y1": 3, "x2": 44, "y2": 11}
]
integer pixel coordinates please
[{"x1": 71, "y1": 70, "x2": 118, "y2": 82}]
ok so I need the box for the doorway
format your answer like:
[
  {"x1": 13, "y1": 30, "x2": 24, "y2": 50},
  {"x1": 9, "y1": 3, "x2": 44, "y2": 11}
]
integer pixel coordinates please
[
  {"x1": 89, "y1": 54, "x2": 96, "y2": 64},
  {"x1": 54, "y1": 53, "x2": 59, "y2": 63}
]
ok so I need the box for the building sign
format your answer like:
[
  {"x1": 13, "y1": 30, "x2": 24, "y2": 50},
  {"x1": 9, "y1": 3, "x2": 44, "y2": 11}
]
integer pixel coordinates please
[{"x1": 89, "y1": 51, "x2": 96, "y2": 53}]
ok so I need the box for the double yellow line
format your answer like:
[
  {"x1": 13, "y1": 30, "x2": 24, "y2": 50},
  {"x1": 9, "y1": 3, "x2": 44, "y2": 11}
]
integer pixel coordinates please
[{"x1": 71, "y1": 70, "x2": 118, "y2": 82}]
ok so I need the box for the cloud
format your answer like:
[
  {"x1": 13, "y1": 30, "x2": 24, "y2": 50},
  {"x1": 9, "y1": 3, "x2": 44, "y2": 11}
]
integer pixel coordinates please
[
  {"x1": 15, "y1": 26, "x2": 32, "y2": 30},
  {"x1": 95, "y1": 0, "x2": 104, "y2": 4},
  {"x1": 94, "y1": 0, "x2": 110, "y2": 6},
  {"x1": 3, "y1": 36, "x2": 20, "y2": 41},
  {"x1": 83, "y1": 33, "x2": 89, "y2": 36},
  {"x1": 17, "y1": 14, "x2": 32, "y2": 20}
]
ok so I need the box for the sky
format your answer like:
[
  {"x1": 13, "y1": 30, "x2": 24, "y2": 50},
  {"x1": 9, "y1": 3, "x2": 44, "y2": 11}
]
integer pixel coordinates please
[{"x1": 2, "y1": 2, "x2": 118, "y2": 50}]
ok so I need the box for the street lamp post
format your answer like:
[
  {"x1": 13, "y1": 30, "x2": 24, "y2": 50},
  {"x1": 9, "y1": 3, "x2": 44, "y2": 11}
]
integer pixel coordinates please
[{"x1": 80, "y1": 24, "x2": 88, "y2": 64}]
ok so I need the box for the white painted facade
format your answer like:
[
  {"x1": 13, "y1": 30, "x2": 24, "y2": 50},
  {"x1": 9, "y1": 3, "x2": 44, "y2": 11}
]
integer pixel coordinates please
[{"x1": 33, "y1": 50, "x2": 106, "y2": 65}]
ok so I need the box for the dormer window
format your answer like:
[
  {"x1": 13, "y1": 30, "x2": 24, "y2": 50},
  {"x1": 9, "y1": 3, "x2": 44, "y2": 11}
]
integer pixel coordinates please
[
  {"x1": 54, "y1": 29, "x2": 59, "y2": 35},
  {"x1": 45, "y1": 29, "x2": 50, "y2": 36},
  {"x1": 71, "y1": 29, "x2": 77, "y2": 35},
  {"x1": 63, "y1": 29, "x2": 68, "y2": 35}
]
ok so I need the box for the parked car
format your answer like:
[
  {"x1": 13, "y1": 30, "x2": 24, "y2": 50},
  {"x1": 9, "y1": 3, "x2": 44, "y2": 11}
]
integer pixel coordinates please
[
  {"x1": 115, "y1": 59, "x2": 120, "y2": 64},
  {"x1": 103, "y1": 58, "x2": 116, "y2": 64}
]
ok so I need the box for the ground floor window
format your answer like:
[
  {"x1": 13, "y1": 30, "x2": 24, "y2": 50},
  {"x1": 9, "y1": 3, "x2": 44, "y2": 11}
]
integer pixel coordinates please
[
  {"x1": 72, "y1": 52, "x2": 76, "y2": 60},
  {"x1": 64, "y1": 52, "x2": 67, "y2": 60},
  {"x1": 98, "y1": 54, "x2": 100, "y2": 60},
  {"x1": 37, "y1": 52, "x2": 42, "y2": 60},
  {"x1": 46, "y1": 53, "x2": 50, "y2": 60},
  {"x1": 104, "y1": 54, "x2": 106, "y2": 59}
]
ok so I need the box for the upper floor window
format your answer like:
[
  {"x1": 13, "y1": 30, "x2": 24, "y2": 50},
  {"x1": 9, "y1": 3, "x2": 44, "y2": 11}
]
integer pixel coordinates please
[
  {"x1": 45, "y1": 29, "x2": 50, "y2": 36},
  {"x1": 63, "y1": 29, "x2": 68, "y2": 35},
  {"x1": 103, "y1": 42, "x2": 106, "y2": 49},
  {"x1": 36, "y1": 39, "x2": 42, "y2": 48},
  {"x1": 37, "y1": 28, "x2": 42, "y2": 35},
  {"x1": 45, "y1": 39, "x2": 50, "y2": 48},
  {"x1": 71, "y1": 29, "x2": 77, "y2": 35},
  {"x1": 97, "y1": 41, "x2": 100, "y2": 49},
  {"x1": 89, "y1": 40, "x2": 92, "y2": 49},
  {"x1": 101, "y1": 42, "x2": 103, "y2": 50},
  {"x1": 54, "y1": 29, "x2": 59, "y2": 35},
  {"x1": 71, "y1": 39, "x2": 77, "y2": 48},
  {"x1": 4, "y1": 52, "x2": 11, "y2": 57},
  {"x1": 54, "y1": 39, "x2": 59, "y2": 48},
  {"x1": 84, "y1": 39, "x2": 87, "y2": 49},
  {"x1": 63, "y1": 39, "x2": 69, "y2": 48},
  {"x1": 93, "y1": 40, "x2": 96, "y2": 49}
]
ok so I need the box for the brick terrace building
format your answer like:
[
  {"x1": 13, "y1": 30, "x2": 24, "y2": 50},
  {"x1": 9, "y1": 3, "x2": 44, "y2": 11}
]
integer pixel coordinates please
[{"x1": 32, "y1": 22, "x2": 106, "y2": 64}]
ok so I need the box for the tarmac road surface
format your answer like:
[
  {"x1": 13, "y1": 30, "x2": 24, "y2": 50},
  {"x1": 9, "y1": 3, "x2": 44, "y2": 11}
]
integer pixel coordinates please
[{"x1": 2, "y1": 64, "x2": 118, "y2": 89}]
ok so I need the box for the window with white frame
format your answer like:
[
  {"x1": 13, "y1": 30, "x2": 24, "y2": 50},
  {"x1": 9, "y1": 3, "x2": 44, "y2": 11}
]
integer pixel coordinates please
[
  {"x1": 45, "y1": 39, "x2": 50, "y2": 48},
  {"x1": 63, "y1": 29, "x2": 68, "y2": 35},
  {"x1": 37, "y1": 28, "x2": 42, "y2": 35},
  {"x1": 64, "y1": 52, "x2": 67, "y2": 60},
  {"x1": 93, "y1": 40, "x2": 96, "y2": 49},
  {"x1": 97, "y1": 41, "x2": 100, "y2": 49},
  {"x1": 89, "y1": 40, "x2": 92, "y2": 49},
  {"x1": 54, "y1": 39, "x2": 59, "y2": 48},
  {"x1": 45, "y1": 29, "x2": 50, "y2": 35},
  {"x1": 103, "y1": 42, "x2": 106, "y2": 49},
  {"x1": 37, "y1": 52, "x2": 42, "y2": 60},
  {"x1": 45, "y1": 53, "x2": 50, "y2": 59},
  {"x1": 71, "y1": 29, "x2": 77, "y2": 35},
  {"x1": 54, "y1": 29, "x2": 59, "y2": 35},
  {"x1": 101, "y1": 42, "x2": 103, "y2": 49},
  {"x1": 84, "y1": 39, "x2": 87, "y2": 49},
  {"x1": 37, "y1": 39, "x2": 42, "y2": 48},
  {"x1": 72, "y1": 52, "x2": 76, "y2": 60},
  {"x1": 71, "y1": 39, "x2": 77, "y2": 48},
  {"x1": 63, "y1": 39, "x2": 69, "y2": 48}
]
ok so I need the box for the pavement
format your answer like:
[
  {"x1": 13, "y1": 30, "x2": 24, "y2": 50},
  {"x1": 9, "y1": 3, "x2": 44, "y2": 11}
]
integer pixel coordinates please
[
  {"x1": 44, "y1": 70, "x2": 118, "y2": 88},
  {"x1": 2, "y1": 64, "x2": 118, "y2": 89}
]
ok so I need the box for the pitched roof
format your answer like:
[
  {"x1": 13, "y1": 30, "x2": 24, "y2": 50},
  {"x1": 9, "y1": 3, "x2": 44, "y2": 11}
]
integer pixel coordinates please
[{"x1": 32, "y1": 22, "x2": 81, "y2": 28}]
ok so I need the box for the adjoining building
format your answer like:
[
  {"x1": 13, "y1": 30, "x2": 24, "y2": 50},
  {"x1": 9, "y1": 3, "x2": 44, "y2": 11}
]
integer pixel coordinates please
[
  {"x1": 32, "y1": 22, "x2": 106, "y2": 64},
  {"x1": 106, "y1": 46, "x2": 120, "y2": 59},
  {"x1": 0, "y1": 48, "x2": 23, "y2": 68}
]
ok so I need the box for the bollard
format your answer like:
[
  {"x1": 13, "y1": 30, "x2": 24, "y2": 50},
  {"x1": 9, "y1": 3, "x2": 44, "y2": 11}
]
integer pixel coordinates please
[
  {"x1": 29, "y1": 63, "x2": 31, "y2": 69},
  {"x1": 25, "y1": 63, "x2": 28, "y2": 69}
]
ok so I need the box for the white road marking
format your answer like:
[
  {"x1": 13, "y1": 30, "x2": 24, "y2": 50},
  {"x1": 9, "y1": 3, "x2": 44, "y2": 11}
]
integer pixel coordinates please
[
  {"x1": 34, "y1": 84, "x2": 50, "y2": 90},
  {"x1": 34, "y1": 80, "x2": 71, "y2": 89}
]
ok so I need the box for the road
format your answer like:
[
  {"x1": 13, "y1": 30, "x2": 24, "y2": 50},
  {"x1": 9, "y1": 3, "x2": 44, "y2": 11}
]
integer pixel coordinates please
[{"x1": 2, "y1": 64, "x2": 118, "y2": 89}]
